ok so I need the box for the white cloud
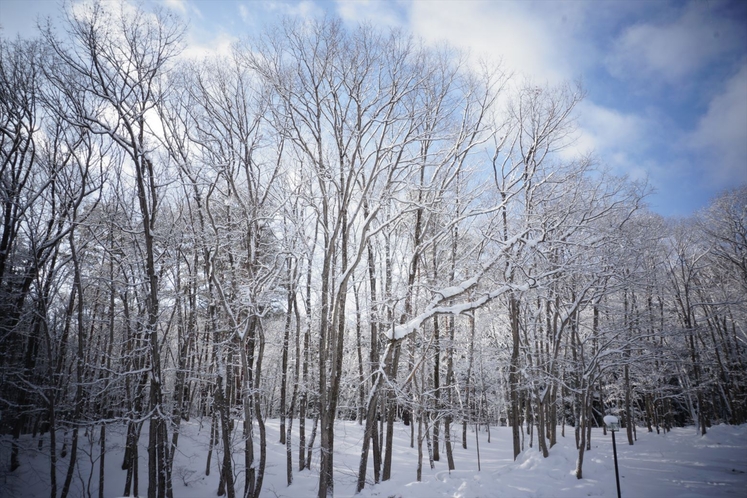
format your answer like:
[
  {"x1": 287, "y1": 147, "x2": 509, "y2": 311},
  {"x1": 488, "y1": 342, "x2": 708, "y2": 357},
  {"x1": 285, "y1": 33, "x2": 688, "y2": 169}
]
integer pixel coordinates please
[
  {"x1": 607, "y1": 1, "x2": 745, "y2": 84},
  {"x1": 565, "y1": 100, "x2": 652, "y2": 180},
  {"x1": 689, "y1": 62, "x2": 747, "y2": 186},
  {"x1": 265, "y1": 0, "x2": 323, "y2": 19},
  {"x1": 335, "y1": 0, "x2": 404, "y2": 29},
  {"x1": 180, "y1": 31, "x2": 236, "y2": 60},
  {"x1": 239, "y1": 4, "x2": 251, "y2": 24},
  {"x1": 162, "y1": 0, "x2": 187, "y2": 15},
  {"x1": 578, "y1": 101, "x2": 645, "y2": 151},
  {"x1": 408, "y1": 0, "x2": 579, "y2": 85}
]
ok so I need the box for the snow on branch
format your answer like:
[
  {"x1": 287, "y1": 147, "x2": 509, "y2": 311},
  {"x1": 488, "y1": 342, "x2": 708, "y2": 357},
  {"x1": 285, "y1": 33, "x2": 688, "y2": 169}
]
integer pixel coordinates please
[
  {"x1": 388, "y1": 276, "x2": 527, "y2": 340},
  {"x1": 388, "y1": 231, "x2": 534, "y2": 340}
]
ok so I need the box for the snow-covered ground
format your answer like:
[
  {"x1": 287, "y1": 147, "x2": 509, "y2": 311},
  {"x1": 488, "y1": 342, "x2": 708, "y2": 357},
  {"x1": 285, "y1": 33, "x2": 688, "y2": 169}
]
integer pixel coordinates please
[{"x1": 2, "y1": 418, "x2": 746, "y2": 497}]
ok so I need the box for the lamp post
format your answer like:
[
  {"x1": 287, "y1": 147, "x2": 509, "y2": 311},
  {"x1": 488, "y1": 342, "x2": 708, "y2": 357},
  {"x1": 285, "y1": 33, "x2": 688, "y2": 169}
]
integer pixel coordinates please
[{"x1": 603, "y1": 415, "x2": 622, "y2": 498}]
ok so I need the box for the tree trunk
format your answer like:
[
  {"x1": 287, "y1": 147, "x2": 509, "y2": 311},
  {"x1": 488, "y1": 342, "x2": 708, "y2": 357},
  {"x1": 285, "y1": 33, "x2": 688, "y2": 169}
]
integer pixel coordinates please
[
  {"x1": 575, "y1": 389, "x2": 588, "y2": 479},
  {"x1": 356, "y1": 340, "x2": 398, "y2": 492},
  {"x1": 509, "y1": 295, "x2": 522, "y2": 460},
  {"x1": 432, "y1": 314, "x2": 441, "y2": 462},
  {"x1": 215, "y1": 374, "x2": 235, "y2": 498},
  {"x1": 382, "y1": 343, "x2": 401, "y2": 481},
  {"x1": 537, "y1": 396, "x2": 549, "y2": 458}
]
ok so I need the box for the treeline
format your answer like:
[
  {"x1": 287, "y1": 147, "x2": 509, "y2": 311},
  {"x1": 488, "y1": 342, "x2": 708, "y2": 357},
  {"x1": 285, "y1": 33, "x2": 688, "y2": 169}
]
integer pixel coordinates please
[{"x1": 1, "y1": 2, "x2": 745, "y2": 498}]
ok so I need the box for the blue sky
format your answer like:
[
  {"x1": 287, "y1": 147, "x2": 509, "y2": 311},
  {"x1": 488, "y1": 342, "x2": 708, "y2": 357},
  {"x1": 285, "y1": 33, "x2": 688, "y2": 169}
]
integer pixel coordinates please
[{"x1": 2, "y1": 0, "x2": 745, "y2": 217}]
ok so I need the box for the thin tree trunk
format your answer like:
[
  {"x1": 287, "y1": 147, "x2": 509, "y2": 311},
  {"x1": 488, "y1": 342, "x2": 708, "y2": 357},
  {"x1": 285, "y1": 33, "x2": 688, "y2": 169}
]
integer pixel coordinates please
[
  {"x1": 251, "y1": 317, "x2": 268, "y2": 498},
  {"x1": 432, "y1": 314, "x2": 441, "y2": 462},
  {"x1": 416, "y1": 411, "x2": 423, "y2": 482},
  {"x1": 205, "y1": 410, "x2": 217, "y2": 476},
  {"x1": 61, "y1": 229, "x2": 85, "y2": 498},
  {"x1": 575, "y1": 388, "x2": 588, "y2": 479},
  {"x1": 444, "y1": 313, "x2": 456, "y2": 471},
  {"x1": 356, "y1": 340, "x2": 398, "y2": 492},
  {"x1": 463, "y1": 312, "x2": 476, "y2": 450},
  {"x1": 299, "y1": 253, "x2": 312, "y2": 471},
  {"x1": 215, "y1": 374, "x2": 235, "y2": 498},
  {"x1": 537, "y1": 396, "x2": 549, "y2": 458},
  {"x1": 279, "y1": 263, "x2": 293, "y2": 445},
  {"x1": 509, "y1": 295, "x2": 522, "y2": 460},
  {"x1": 382, "y1": 343, "x2": 401, "y2": 481},
  {"x1": 625, "y1": 363, "x2": 634, "y2": 445},
  {"x1": 99, "y1": 425, "x2": 106, "y2": 498}
]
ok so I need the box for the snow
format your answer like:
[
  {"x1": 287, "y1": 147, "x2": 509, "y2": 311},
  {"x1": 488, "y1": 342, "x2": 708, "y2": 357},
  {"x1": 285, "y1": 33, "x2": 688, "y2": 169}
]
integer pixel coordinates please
[
  {"x1": 2, "y1": 419, "x2": 746, "y2": 498},
  {"x1": 390, "y1": 281, "x2": 517, "y2": 340},
  {"x1": 435, "y1": 276, "x2": 480, "y2": 301},
  {"x1": 603, "y1": 415, "x2": 619, "y2": 427}
]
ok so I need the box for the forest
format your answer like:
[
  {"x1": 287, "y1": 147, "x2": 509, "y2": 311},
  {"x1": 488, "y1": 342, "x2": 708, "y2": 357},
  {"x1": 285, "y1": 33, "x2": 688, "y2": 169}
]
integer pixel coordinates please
[{"x1": 1, "y1": 2, "x2": 745, "y2": 498}]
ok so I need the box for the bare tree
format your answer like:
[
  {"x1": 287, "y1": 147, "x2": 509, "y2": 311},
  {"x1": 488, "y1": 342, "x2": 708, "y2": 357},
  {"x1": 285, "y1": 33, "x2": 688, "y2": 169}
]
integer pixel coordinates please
[
  {"x1": 4, "y1": 5, "x2": 746, "y2": 496},
  {"x1": 41, "y1": 3, "x2": 184, "y2": 496}
]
